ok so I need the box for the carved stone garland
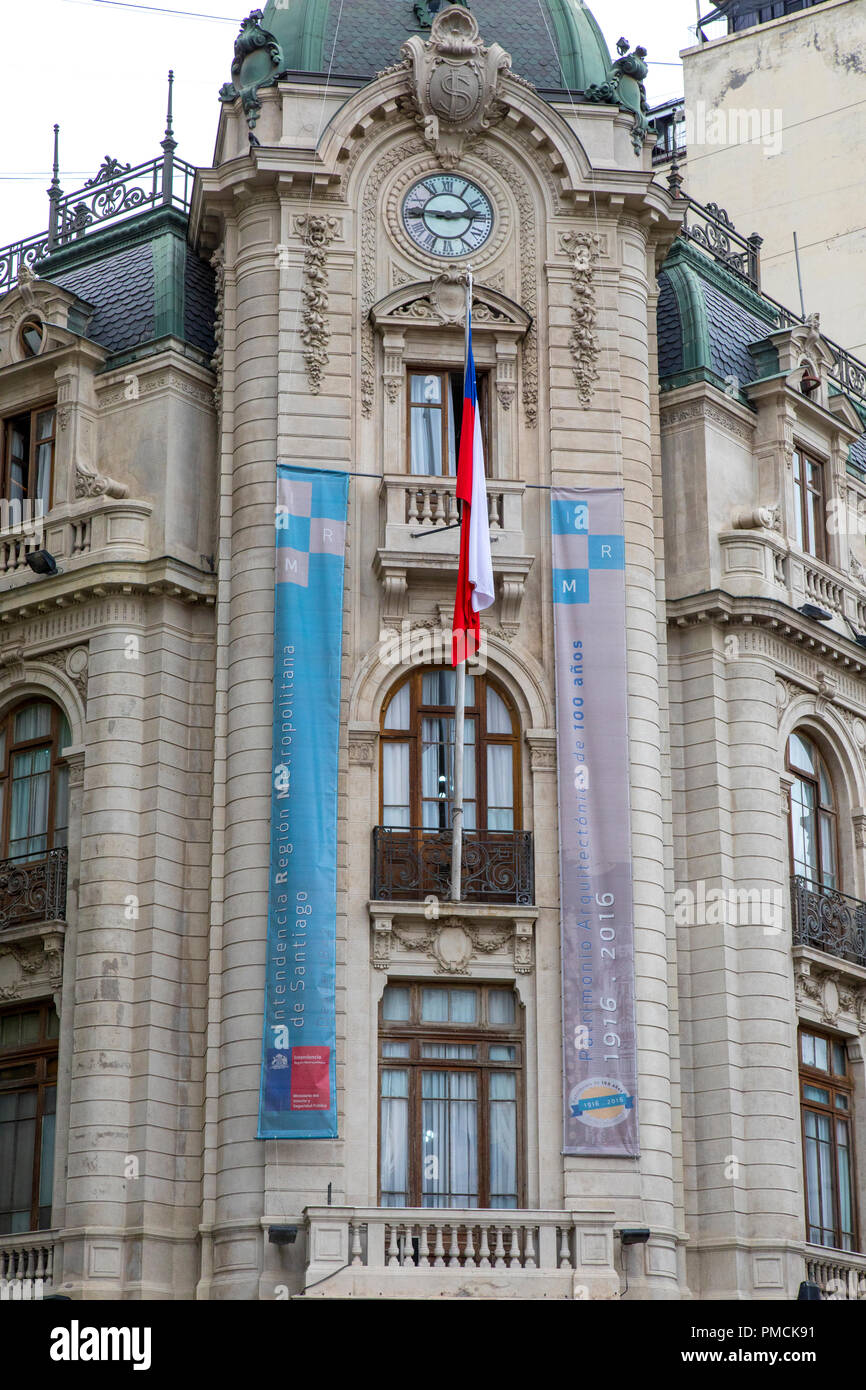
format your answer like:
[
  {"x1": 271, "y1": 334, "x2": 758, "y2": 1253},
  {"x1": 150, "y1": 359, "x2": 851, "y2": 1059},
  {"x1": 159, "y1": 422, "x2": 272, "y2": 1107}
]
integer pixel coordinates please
[
  {"x1": 560, "y1": 230, "x2": 600, "y2": 408},
  {"x1": 297, "y1": 215, "x2": 338, "y2": 395},
  {"x1": 211, "y1": 246, "x2": 225, "y2": 411}
]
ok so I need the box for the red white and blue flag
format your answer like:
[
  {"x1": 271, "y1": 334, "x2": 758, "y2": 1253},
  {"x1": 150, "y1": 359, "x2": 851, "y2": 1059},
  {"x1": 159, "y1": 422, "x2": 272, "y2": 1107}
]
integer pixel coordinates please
[{"x1": 452, "y1": 296, "x2": 494, "y2": 664}]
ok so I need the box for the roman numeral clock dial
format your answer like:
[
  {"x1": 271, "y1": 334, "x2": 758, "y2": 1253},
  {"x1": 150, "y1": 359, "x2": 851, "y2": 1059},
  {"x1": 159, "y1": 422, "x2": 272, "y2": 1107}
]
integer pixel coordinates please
[{"x1": 401, "y1": 174, "x2": 494, "y2": 258}]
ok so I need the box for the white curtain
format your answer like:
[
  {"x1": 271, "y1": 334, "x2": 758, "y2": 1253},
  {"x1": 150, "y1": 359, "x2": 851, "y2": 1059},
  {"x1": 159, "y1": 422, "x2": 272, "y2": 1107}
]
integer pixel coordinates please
[
  {"x1": 486, "y1": 745, "x2": 513, "y2": 831},
  {"x1": 421, "y1": 1070, "x2": 478, "y2": 1208},
  {"x1": 489, "y1": 1072, "x2": 518, "y2": 1208},
  {"x1": 380, "y1": 1070, "x2": 409, "y2": 1206},
  {"x1": 382, "y1": 742, "x2": 410, "y2": 827},
  {"x1": 9, "y1": 748, "x2": 50, "y2": 858}
]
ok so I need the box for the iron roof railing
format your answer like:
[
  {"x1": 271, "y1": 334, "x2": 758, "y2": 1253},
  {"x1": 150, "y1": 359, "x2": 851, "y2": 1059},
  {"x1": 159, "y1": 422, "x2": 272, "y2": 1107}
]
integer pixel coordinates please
[
  {"x1": 665, "y1": 163, "x2": 866, "y2": 409},
  {"x1": 0, "y1": 71, "x2": 193, "y2": 295}
]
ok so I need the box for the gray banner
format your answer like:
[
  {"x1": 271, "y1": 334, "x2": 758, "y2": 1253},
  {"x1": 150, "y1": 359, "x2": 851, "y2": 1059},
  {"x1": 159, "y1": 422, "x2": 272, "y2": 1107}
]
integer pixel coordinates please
[{"x1": 551, "y1": 487, "x2": 638, "y2": 1156}]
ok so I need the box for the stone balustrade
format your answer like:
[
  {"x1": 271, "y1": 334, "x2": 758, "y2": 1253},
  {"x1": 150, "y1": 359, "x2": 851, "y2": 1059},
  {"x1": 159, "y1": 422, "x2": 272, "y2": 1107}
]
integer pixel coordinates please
[
  {"x1": 805, "y1": 1246, "x2": 866, "y2": 1299},
  {"x1": 301, "y1": 1205, "x2": 619, "y2": 1299}
]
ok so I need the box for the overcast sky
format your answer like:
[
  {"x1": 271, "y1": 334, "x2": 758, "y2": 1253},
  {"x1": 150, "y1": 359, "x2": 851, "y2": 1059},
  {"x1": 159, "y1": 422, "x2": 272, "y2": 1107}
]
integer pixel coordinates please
[{"x1": 1, "y1": 0, "x2": 701, "y2": 247}]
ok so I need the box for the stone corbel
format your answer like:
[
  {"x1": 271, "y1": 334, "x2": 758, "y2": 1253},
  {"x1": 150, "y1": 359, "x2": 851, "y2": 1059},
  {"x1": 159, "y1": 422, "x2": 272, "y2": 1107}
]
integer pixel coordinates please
[
  {"x1": 348, "y1": 725, "x2": 377, "y2": 767},
  {"x1": 853, "y1": 808, "x2": 866, "y2": 850},
  {"x1": 732, "y1": 504, "x2": 781, "y2": 532},
  {"x1": 498, "y1": 569, "x2": 526, "y2": 636},
  {"x1": 372, "y1": 913, "x2": 393, "y2": 971},
  {"x1": 780, "y1": 774, "x2": 793, "y2": 817},
  {"x1": 74, "y1": 463, "x2": 129, "y2": 500},
  {"x1": 815, "y1": 671, "x2": 839, "y2": 715},
  {"x1": 382, "y1": 329, "x2": 406, "y2": 406},
  {"x1": 495, "y1": 340, "x2": 518, "y2": 411},
  {"x1": 373, "y1": 556, "x2": 409, "y2": 627},
  {"x1": 526, "y1": 729, "x2": 557, "y2": 774}
]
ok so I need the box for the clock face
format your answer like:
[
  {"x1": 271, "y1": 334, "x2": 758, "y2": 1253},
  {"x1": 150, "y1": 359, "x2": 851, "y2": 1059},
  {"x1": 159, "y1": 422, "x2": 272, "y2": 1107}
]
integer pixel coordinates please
[{"x1": 401, "y1": 174, "x2": 494, "y2": 258}]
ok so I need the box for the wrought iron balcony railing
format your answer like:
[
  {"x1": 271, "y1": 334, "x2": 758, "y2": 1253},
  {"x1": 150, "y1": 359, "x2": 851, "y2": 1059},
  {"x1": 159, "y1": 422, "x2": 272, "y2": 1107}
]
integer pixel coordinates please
[
  {"x1": 372, "y1": 827, "x2": 534, "y2": 906},
  {"x1": 0, "y1": 849, "x2": 68, "y2": 929},
  {"x1": 791, "y1": 876, "x2": 866, "y2": 969}
]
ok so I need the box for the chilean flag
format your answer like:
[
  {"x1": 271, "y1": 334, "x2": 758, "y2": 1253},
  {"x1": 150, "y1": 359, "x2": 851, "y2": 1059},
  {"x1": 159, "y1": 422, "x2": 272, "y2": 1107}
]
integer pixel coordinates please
[{"x1": 452, "y1": 300, "x2": 494, "y2": 664}]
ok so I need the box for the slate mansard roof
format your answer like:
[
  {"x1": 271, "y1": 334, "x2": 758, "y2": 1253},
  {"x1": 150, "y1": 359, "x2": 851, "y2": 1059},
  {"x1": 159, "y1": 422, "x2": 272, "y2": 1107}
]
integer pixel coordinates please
[
  {"x1": 260, "y1": 0, "x2": 613, "y2": 93},
  {"x1": 657, "y1": 237, "x2": 866, "y2": 473},
  {"x1": 35, "y1": 208, "x2": 215, "y2": 361}
]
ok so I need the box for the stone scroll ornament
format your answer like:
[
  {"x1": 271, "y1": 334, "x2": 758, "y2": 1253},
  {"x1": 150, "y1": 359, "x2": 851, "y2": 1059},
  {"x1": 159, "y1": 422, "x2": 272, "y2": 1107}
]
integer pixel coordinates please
[
  {"x1": 584, "y1": 38, "x2": 652, "y2": 156},
  {"x1": 400, "y1": 5, "x2": 512, "y2": 167},
  {"x1": 219, "y1": 10, "x2": 285, "y2": 139}
]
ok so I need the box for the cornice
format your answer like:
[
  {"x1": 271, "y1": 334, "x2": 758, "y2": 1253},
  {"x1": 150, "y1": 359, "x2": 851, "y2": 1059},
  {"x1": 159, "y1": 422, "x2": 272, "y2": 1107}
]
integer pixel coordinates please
[
  {"x1": 0, "y1": 557, "x2": 216, "y2": 625},
  {"x1": 667, "y1": 589, "x2": 866, "y2": 679}
]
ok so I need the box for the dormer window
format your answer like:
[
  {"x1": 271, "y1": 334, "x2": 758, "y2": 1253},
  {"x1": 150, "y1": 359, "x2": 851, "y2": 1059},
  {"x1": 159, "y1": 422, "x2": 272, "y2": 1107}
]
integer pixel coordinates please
[
  {"x1": 792, "y1": 449, "x2": 825, "y2": 561},
  {"x1": 18, "y1": 318, "x2": 45, "y2": 359}
]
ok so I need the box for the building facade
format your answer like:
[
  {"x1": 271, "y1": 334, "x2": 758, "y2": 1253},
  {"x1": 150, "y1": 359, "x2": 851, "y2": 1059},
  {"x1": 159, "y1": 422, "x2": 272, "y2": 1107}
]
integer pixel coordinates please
[
  {"x1": 0, "y1": 1, "x2": 865, "y2": 1301},
  {"x1": 684, "y1": 0, "x2": 866, "y2": 357}
]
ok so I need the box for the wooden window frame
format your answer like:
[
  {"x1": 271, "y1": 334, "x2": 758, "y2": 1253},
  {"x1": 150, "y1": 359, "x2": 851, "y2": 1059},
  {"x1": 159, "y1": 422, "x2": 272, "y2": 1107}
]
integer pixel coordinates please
[
  {"x1": 792, "y1": 447, "x2": 826, "y2": 562},
  {"x1": 0, "y1": 403, "x2": 56, "y2": 510},
  {"x1": 799, "y1": 1026, "x2": 859, "y2": 1252},
  {"x1": 786, "y1": 731, "x2": 838, "y2": 890},
  {"x1": 405, "y1": 367, "x2": 490, "y2": 478},
  {"x1": 378, "y1": 982, "x2": 525, "y2": 1209},
  {"x1": 0, "y1": 1000, "x2": 59, "y2": 1234},
  {"x1": 379, "y1": 669, "x2": 522, "y2": 833},
  {"x1": 0, "y1": 699, "x2": 70, "y2": 862}
]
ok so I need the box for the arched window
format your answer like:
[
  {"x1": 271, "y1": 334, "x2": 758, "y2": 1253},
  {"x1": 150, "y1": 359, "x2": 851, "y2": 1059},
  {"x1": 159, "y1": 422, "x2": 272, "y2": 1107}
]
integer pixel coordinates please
[
  {"x1": 0, "y1": 701, "x2": 71, "y2": 863},
  {"x1": 787, "y1": 731, "x2": 837, "y2": 890},
  {"x1": 380, "y1": 668, "x2": 520, "y2": 833}
]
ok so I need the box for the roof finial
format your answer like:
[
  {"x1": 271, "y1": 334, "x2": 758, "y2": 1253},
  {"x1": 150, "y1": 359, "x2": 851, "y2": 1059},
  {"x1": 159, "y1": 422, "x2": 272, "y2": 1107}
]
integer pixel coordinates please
[
  {"x1": 47, "y1": 124, "x2": 63, "y2": 251},
  {"x1": 50, "y1": 123, "x2": 61, "y2": 193},
  {"x1": 161, "y1": 71, "x2": 176, "y2": 205},
  {"x1": 163, "y1": 69, "x2": 175, "y2": 147}
]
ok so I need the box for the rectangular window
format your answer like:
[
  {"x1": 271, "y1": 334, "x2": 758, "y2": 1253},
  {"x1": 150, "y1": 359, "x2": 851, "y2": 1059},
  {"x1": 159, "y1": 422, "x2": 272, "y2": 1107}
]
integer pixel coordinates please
[
  {"x1": 407, "y1": 369, "x2": 488, "y2": 477},
  {"x1": 1, "y1": 407, "x2": 56, "y2": 514},
  {"x1": 0, "y1": 1002, "x2": 59, "y2": 1234},
  {"x1": 792, "y1": 449, "x2": 826, "y2": 561},
  {"x1": 799, "y1": 1027, "x2": 857, "y2": 1251},
  {"x1": 379, "y1": 982, "x2": 523, "y2": 1209}
]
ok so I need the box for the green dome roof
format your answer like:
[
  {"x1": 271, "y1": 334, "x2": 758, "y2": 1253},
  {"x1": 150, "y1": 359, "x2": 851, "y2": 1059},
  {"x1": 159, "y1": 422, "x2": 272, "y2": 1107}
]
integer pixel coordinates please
[{"x1": 260, "y1": 0, "x2": 612, "y2": 93}]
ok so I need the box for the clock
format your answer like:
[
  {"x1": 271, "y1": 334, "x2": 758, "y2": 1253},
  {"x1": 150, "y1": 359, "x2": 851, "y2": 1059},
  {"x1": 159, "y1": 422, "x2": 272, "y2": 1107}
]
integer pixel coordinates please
[{"x1": 401, "y1": 174, "x2": 494, "y2": 258}]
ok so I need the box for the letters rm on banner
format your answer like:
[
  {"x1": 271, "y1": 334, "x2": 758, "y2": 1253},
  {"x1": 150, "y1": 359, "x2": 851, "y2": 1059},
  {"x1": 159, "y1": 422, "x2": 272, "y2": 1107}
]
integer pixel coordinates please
[
  {"x1": 258, "y1": 464, "x2": 348, "y2": 1139},
  {"x1": 551, "y1": 487, "x2": 639, "y2": 1157}
]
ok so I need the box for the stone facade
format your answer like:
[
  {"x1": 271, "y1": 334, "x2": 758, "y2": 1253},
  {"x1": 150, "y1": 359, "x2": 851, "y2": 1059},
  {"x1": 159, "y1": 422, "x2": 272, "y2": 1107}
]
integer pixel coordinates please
[{"x1": 0, "y1": 3, "x2": 865, "y2": 1302}]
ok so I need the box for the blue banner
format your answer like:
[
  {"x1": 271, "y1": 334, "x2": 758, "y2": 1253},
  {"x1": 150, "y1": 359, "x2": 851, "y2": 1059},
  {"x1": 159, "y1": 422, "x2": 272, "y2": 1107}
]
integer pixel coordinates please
[
  {"x1": 257, "y1": 464, "x2": 348, "y2": 1139},
  {"x1": 551, "y1": 488, "x2": 639, "y2": 1157}
]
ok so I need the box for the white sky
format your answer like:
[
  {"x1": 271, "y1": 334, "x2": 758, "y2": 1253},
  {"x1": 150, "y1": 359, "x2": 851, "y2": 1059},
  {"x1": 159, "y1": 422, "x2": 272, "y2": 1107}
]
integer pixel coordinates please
[{"x1": 0, "y1": 0, "x2": 700, "y2": 247}]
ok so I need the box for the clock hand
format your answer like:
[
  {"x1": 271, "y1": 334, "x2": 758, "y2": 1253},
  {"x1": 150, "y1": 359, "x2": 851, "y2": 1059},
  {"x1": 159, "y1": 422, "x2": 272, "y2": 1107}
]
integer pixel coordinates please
[{"x1": 423, "y1": 208, "x2": 488, "y2": 221}]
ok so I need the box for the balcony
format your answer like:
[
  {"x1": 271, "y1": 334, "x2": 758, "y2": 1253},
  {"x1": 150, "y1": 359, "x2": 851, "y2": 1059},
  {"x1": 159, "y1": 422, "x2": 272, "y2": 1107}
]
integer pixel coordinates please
[
  {"x1": 791, "y1": 877, "x2": 866, "y2": 969},
  {"x1": 0, "y1": 1233, "x2": 57, "y2": 1295},
  {"x1": 0, "y1": 850, "x2": 68, "y2": 930},
  {"x1": 301, "y1": 1206, "x2": 619, "y2": 1300},
  {"x1": 375, "y1": 474, "x2": 532, "y2": 631},
  {"x1": 372, "y1": 827, "x2": 534, "y2": 906},
  {"x1": 805, "y1": 1246, "x2": 866, "y2": 1300}
]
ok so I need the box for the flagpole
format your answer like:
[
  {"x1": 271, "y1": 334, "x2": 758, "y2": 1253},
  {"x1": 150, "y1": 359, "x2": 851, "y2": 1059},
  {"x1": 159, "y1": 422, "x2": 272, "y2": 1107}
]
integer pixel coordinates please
[{"x1": 451, "y1": 268, "x2": 472, "y2": 904}]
